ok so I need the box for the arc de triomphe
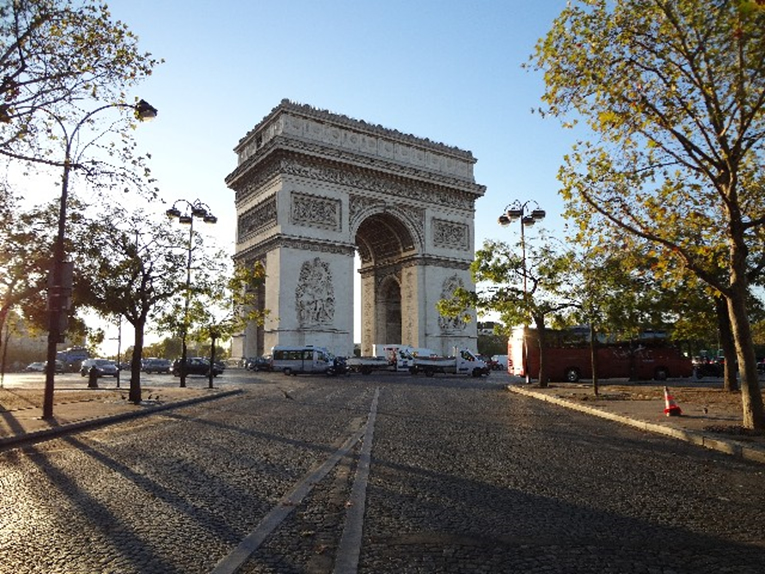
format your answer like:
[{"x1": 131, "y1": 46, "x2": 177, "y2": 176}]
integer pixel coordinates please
[{"x1": 227, "y1": 100, "x2": 486, "y2": 359}]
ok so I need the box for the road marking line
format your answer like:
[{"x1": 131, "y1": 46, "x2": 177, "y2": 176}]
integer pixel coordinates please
[
  {"x1": 210, "y1": 392, "x2": 378, "y2": 574},
  {"x1": 333, "y1": 387, "x2": 380, "y2": 574}
]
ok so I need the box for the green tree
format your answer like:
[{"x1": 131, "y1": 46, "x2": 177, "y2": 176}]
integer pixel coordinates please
[
  {"x1": 0, "y1": 194, "x2": 93, "y2": 344},
  {"x1": 0, "y1": 0, "x2": 160, "y2": 166},
  {"x1": 172, "y1": 260, "x2": 268, "y2": 388},
  {"x1": 565, "y1": 240, "x2": 704, "y2": 393},
  {"x1": 75, "y1": 208, "x2": 189, "y2": 403},
  {"x1": 533, "y1": 0, "x2": 765, "y2": 428},
  {"x1": 439, "y1": 234, "x2": 576, "y2": 387},
  {"x1": 0, "y1": 192, "x2": 48, "y2": 339}
]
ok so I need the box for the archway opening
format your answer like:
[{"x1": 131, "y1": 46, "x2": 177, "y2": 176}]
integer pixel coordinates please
[
  {"x1": 354, "y1": 212, "x2": 416, "y2": 354},
  {"x1": 380, "y1": 277, "x2": 402, "y2": 344}
]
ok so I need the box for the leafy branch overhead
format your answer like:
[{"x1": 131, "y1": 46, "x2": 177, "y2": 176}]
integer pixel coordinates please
[
  {"x1": 0, "y1": 0, "x2": 162, "y2": 198},
  {"x1": 532, "y1": 0, "x2": 765, "y2": 428}
]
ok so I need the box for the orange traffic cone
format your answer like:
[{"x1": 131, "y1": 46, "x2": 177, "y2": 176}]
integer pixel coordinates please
[{"x1": 663, "y1": 386, "x2": 682, "y2": 417}]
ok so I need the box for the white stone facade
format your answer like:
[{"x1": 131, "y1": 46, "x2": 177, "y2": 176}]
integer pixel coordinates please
[{"x1": 227, "y1": 99, "x2": 486, "y2": 359}]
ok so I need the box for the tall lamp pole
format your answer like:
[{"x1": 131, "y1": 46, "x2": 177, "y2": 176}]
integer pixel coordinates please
[
  {"x1": 43, "y1": 99, "x2": 157, "y2": 419},
  {"x1": 498, "y1": 200, "x2": 545, "y2": 383},
  {"x1": 166, "y1": 199, "x2": 217, "y2": 388}
]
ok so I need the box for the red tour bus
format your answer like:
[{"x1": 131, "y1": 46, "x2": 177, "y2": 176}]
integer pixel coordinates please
[{"x1": 508, "y1": 327, "x2": 693, "y2": 383}]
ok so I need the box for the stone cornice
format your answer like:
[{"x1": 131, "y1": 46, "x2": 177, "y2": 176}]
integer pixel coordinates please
[
  {"x1": 228, "y1": 144, "x2": 485, "y2": 207},
  {"x1": 228, "y1": 100, "x2": 487, "y2": 194},
  {"x1": 358, "y1": 254, "x2": 472, "y2": 277},
  {"x1": 235, "y1": 235, "x2": 357, "y2": 262},
  {"x1": 235, "y1": 99, "x2": 477, "y2": 162}
]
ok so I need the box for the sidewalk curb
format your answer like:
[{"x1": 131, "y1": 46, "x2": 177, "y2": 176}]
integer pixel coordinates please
[
  {"x1": 0, "y1": 389, "x2": 243, "y2": 451},
  {"x1": 508, "y1": 385, "x2": 765, "y2": 465}
]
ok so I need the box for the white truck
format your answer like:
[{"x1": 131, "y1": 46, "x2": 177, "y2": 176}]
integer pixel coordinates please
[
  {"x1": 412, "y1": 348, "x2": 490, "y2": 378},
  {"x1": 349, "y1": 345, "x2": 489, "y2": 377},
  {"x1": 347, "y1": 345, "x2": 416, "y2": 375}
]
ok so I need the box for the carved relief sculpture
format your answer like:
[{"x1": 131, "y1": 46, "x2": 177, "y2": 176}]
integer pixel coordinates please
[
  {"x1": 238, "y1": 196, "x2": 277, "y2": 242},
  {"x1": 291, "y1": 191, "x2": 341, "y2": 231},
  {"x1": 439, "y1": 275, "x2": 467, "y2": 333},
  {"x1": 296, "y1": 257, "x2": 335, "y2": 327},
  {"x1": 433, "y1": 219, "x2": 469, "y2": 251}
]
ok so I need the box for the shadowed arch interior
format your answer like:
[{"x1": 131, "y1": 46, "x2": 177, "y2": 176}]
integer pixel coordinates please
[{"x1": 355, "y1": 213, "x2": 416, "y2": 265}]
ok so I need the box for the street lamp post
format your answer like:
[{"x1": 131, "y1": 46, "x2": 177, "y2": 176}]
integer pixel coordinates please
[
  {"x1": 166, "y1": 199, "x2": 217, "y2": 388},
  {"x1": 498, "y1": 200, "x2": 545, "y2": 383},
  {"x1": 42, "y1": 99, "x2": 157, "y2": 419}
]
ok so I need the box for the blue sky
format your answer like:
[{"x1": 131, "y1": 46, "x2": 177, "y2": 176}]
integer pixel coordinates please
[{"x1": 98, "y1": 0, "x2": 576, "y2": 349}]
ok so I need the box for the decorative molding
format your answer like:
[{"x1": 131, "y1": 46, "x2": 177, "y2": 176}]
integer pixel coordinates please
[
  {"x1": 232, "y1": 159, "x2": 282, "y2": 203},
  {"x1": 278, "y1": 142, "x2": 483, "y2": 203},
  {"x1": 290, "y1": 191, "x2": 341, "y2": 231},
  {"x1": 235, "y1": 235, "x2": 356, "y2": 263},
  {"x1": 296, "y1": 257, "x2": 335, "y2": 327},
  {"x1": 237, "y1": 196, "x2": 277, "y2": 242},
  {"x1": 235, "y1": 98, "x2": 478, "y2": 172},
  {"x1": 349, "y1": 193, "x2": 425, "y2": 253},
  {"x1": 432, "y1": 218, "x2": 469, "y2": 251}
]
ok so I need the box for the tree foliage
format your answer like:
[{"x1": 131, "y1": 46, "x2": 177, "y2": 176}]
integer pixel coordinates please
[
  {"x1": 0, "y1": 192, "x2": 94, "y2": 341},
  {"x1": 0, "y1": 0, "x2": 159, "y2": 159},
  {"x1": 533, "y1": 0, "x2": 765, "y2": 428},
  {"x1": 75, "y1": 207, "x2": 190, "y2": 402},
  {"x1": 438, "y1": 233, "x2": 577, "y2": 387}
]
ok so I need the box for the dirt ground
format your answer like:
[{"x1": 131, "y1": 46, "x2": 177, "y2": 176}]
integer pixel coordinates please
[
  {"x1": 567, "y1": 384, "x2": 743, "y2": 408},
  {"x1": 0, "y1": 387, "x2": 178, "y2": 412}
]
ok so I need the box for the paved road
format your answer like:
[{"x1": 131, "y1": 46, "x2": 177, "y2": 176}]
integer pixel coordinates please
[{"x1": 1, "y1": 371, "x2": 764, "y2": 573}]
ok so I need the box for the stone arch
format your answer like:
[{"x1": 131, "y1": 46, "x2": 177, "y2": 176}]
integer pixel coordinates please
[
  {"x1": 227, "y1": 100, "x2": 485, "y2": 359},
  {"x1": 375, "y1": 274, "x2": 402, "y2": 345},
  {"x1": 354, "y1": 210, "x2": 419, "y2": 265}
]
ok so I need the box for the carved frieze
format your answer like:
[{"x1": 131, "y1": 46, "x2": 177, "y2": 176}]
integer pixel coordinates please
[
  {"x1": 237, "y1": 196, "x2": 277, "y2": 242},
  {"x1": 279, "y1": 148, "x2": 479, "y2": 210},
  {"x1": 432, "y1": 218, "x2": 469, "y2": 251},
  {"x1": 235, "y1": 100, "x2": 479, "y2": 182},
  {"x1": 290, "y1": 191, "x2": 342, "y2": 231},
  {"x1": 296, "y1": 257, "x2": 335, "y2": 327}
]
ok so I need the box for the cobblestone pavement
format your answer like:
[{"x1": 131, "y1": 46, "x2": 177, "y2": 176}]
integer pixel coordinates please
[{"x1": 1, "y1": 372, "x2": 764, "y2": 573}]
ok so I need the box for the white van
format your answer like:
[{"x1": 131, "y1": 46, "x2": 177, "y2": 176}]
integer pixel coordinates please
[{"x1": 271, "y1": 345, "x2": 339, "y2": 376}]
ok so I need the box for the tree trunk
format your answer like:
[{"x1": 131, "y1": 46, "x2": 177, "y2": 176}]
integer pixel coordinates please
[
  {"x1": 128, "y1": 319, "x2": 146, "y2": 404},
  {"x1": 590, "y1": 323, "x2": 599, "y2": 397},
  {"x1": 534, "y1": 316, "x2": 548, "y2": 388},
  {"x1": 208, "y1": 334, "x2": 217, "y2": 389},
  {"x1": 727, "y1": 287, "x2": 765, "y2": 429},
  {"x1": 715, "y1": 296, "x2": 738, "y2": 392}
]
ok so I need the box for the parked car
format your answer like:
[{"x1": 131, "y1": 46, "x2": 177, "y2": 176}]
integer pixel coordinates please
[
  {"x1": 246, "y1": 355, "x2": 273, "y2": 371},
  {"x1": 172, "y1": 357, "x2": 224, "y2": 377},
  {"x1": 142, "y1": 358, "x2": 172, "y2": 374},
  {"x1": 693, "y1": 356, "x2": 724, "y2": 379},
  {"x1": 79, "y1": 358, "x2": 119, "y2": 378},
  {"x1": 24, "y1": 360, "x2": 65, "y2": 373}
]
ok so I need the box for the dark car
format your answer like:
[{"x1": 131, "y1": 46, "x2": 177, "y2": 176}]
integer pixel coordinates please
[
  {"x1": 142, "y1": 358, "x2": 172, "y2": 374},
  {"x1": 172, "y1": 357, "x2": 224, "y2": 377},
  {"x1": 246, "y1": 355, "x2": 273, "y2": 371},
  {"x1": 79, "y1": 358, "x2": 119, "y2": 377}
]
